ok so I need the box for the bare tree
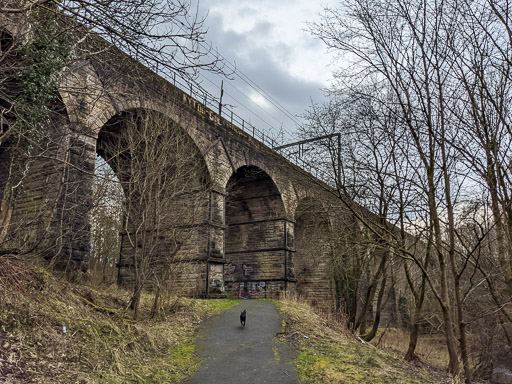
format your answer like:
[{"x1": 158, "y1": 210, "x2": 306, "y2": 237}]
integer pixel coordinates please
[
  {"x1": 89, "y1": 157, "x2": 124, "y2": 284},
  {"x1": 97, "y1": 109, "x2": 209, "y2": 319},
  {"x1": 304, "y1": 1, "x2": 512, "y2": 382},
  {"x1": 0, "y1": 0, "x2": 224, "y2": 272}
]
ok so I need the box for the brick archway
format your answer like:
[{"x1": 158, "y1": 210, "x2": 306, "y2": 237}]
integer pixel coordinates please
[{"x1": 94, "y1": 108, "x2": 213, "y2": 295}]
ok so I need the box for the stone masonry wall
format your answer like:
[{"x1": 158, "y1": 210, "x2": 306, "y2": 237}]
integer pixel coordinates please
[
  {"x1": 223, "y1": 167, "x2": 295, "y2": 298},
  {"x1": 0, "y1": 28, "x2": 360, "y2": 306}
]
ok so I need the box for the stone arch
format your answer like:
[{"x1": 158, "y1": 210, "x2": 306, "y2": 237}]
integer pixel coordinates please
[
  {"x1": 94, "y1": 108, "x2": 212, "y2": 295},
  {"x1": 89, "y1": 96, "x2": 180, "y2": 136},
  {"x1": 96, "y1": 107, "x2": 211, "y2": 191},
  {"x1": 223, "y1": 165, "x2": 295, "y2": 298},
  {"x1": 58, "y1": 71, "x2": 218, "y2": 185},
  {"x1": 217, "y1": 155, "x2": 294, "y2": 218},
  {"x1": 294, "y1": 196, "x2": 335, "y2": 309}
]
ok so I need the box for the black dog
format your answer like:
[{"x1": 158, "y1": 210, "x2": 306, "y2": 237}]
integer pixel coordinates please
[{"x1": 240, "y1": 309, "x2": 246, "y2": 327}]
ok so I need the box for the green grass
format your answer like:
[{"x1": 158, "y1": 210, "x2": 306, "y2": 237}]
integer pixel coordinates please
[
  {"x1": 0, "y1": 257, "x2": 240, "y2": 383},
  {"x1": 194, "y1": 298, "x2": 240, "y2": 314},
  {"x1": 296, "y1": 343, "x2": 435, "y2": 384},
  {"x1": 275, "y1": 299, "x2": 448, "y2": 384}
]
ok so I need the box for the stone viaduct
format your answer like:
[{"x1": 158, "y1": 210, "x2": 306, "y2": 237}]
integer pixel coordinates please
[{"x1": 0, "y1": 24, "x2": 359, "y2": 309}]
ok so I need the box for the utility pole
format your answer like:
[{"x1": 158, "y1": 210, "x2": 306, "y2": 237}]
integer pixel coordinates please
[{"x1": 218, "y1": 80, "x2": 224, "y2": 116}]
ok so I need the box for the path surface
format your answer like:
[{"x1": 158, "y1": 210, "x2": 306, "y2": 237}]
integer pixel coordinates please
[{"x1": 184, "y1": 300, "x2": 298, "y2": 384}]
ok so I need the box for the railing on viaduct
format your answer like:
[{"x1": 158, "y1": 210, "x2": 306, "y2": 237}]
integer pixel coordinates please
[{"x1": 168, "y1": 70, "x2": 336, "y2": 187}]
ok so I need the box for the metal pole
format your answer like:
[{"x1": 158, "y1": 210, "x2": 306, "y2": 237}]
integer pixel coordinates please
[
  {"x1": 219, "y1": 80, "x2": 224, "y2": 116},
  {"x1": 337, "y1": 134, "x2": 341, "y2": 190}
]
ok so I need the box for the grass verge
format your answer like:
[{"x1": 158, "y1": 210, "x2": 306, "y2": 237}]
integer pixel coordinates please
[
  {"x1": 0, "y1": 256, "x2": 239, "y2": 383},
  {"x1": 275, "y1": 299, "x2": 450, "y2": 384}
]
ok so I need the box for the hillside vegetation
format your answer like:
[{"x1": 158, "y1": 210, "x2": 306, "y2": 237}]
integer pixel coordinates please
[
  {"x1": 0, "y1": 256, "x2": 238, "y2": 383},
  {"x1": 275, "y1": 300, "x2": 451, "y2": 384},
  {"x1": 1, "y1": 256, "x2": 454, "y2": 383}
]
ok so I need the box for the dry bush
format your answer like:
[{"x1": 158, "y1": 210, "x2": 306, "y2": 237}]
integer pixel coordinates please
[
  {"x1": 0, "y1": 256, "x2": 47, "y2": 295},
  {"x1": 0, "y1": 255, "x2": 237, "y2": 383},
  {"x1": 372, "y1": 327, "x2": 450, "y2": 369}
]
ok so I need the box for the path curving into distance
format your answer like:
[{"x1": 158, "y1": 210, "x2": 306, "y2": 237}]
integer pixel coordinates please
[{"x1": 184, "y1": 300, "x2": 298, "y2": 384}]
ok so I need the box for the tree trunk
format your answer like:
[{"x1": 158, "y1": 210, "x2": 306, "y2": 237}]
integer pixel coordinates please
[
  {"x1": 405, "y1": 273, "x2": 426, "y2": 361},
  {"x1": 439, "y1": 297, "x2": 460, "y2": 377},
  {"x1": 454, "y1": 277, "x2": 472, "y2": 384},
  {"x1": 354, "y1": 252, "x2": 387, "y2": 331},
  {"x1": 363, "y1": 273, "x2": 387, "y2": 342},
  {"x1": 150, "y1": 284, "x2": 161, "y2": 319},
  {"x1": 0, "y1": 186, "x2": 13, "y2": 244},
  {"x1": 130, "y1": 286, "x2": 142, "y2": 320}
]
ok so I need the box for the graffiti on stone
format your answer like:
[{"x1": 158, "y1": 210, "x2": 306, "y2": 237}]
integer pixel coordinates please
[
  {"x1": 242, "y1": 264, "x2": 254, "y2": 276},
  {"x1": 237, "y1": 281, "x2": 265, "y2": 298},
  {"x1": 209, "y1": 263, "x2": 224, "y2": 291},
  {"x1": 224, "y1": 263, "x2": 236, "y2": 275}
]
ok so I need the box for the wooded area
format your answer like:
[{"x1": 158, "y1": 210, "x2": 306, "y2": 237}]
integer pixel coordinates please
[
  {"x1": 292, "y1": 1, "x2": 512, "y2": 382},
  {"x1": 1, "y1": 1, "x2": 511, "y2": 383}
]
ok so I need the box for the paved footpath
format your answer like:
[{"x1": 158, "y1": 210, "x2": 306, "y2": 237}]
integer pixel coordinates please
[{"x1": 184, "y1": 300, "x2": 298, "y2": 384}]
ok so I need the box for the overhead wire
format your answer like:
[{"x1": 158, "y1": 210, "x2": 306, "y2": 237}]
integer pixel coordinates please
[
  {"x1": 166, "y1": 16, "x2": 303, "y2": 141},
  {"x1": 193, "y1": 54, "x2": 299, "y2": 140},
  {"x1": 198, "y1": 48, "x2": 303, "y2": 136},
  {"x1": 222, "y1": 59, "x2": 303, "y2": 126},
  {"x1": 196, "y1": 70, "x2": 294, "y2": 136},
  {"x1": 174, "y1": 69, "x2": 283, "y2": 144},
  {"x1": 195, "y1": 71, "x2": 280, "y2": 135}
]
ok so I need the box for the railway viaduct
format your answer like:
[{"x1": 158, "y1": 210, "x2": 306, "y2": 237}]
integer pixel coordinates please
[{"x1": 0, "y1": 22, "x2": 359, "y2": 309}]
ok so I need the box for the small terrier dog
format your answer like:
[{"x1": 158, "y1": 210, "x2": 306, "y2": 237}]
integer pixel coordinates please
[{"x1": 240, "y1": 309, "x2": 247, "y2": 327}]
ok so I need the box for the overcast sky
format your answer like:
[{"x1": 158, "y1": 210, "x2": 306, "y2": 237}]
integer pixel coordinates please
[{"x1": 194, "y1": 0, "x2": 335, "y2": 144}]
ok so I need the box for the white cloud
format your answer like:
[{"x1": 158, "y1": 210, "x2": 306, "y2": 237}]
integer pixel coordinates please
[
  {"x1": 248, "y1": 91, "x2": 272, "y2": 111},
  {"x1": 202, "y1": 0, "x2": 332, "y2": 86},
  {"x1": 192, "y1": 0, "x2": 333, "y2": 139}
]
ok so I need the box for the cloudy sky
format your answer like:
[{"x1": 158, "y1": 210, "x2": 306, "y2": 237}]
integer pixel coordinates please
[{"x1": 193, "y1": 0, "x2": 336, "y2": 144}]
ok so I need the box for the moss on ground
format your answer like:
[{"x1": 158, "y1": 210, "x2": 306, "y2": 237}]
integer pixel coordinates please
[
  {"x1": 0, "y1": 256, "x2": 239, "y2": 383},
  {"x1": 275, "y1": 300, "x2": 449, "y2": 384},
  {"x1": 295, "y1": 343, "x2": 435, "y2": 384}
]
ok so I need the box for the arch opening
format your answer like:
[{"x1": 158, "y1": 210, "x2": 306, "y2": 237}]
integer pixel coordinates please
[
  {"x1": 90, "y1": 156, "x2": 124, "y2": 284},
  {"x1": 95, "y1": 109, "x2": 212, "y2": 297},
  {"x1": 294, "y1": 198, "x2": 334, "y2": 309},
  {"x1": 224, "y1": 166, "x2": 293, "y2": 298}
]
